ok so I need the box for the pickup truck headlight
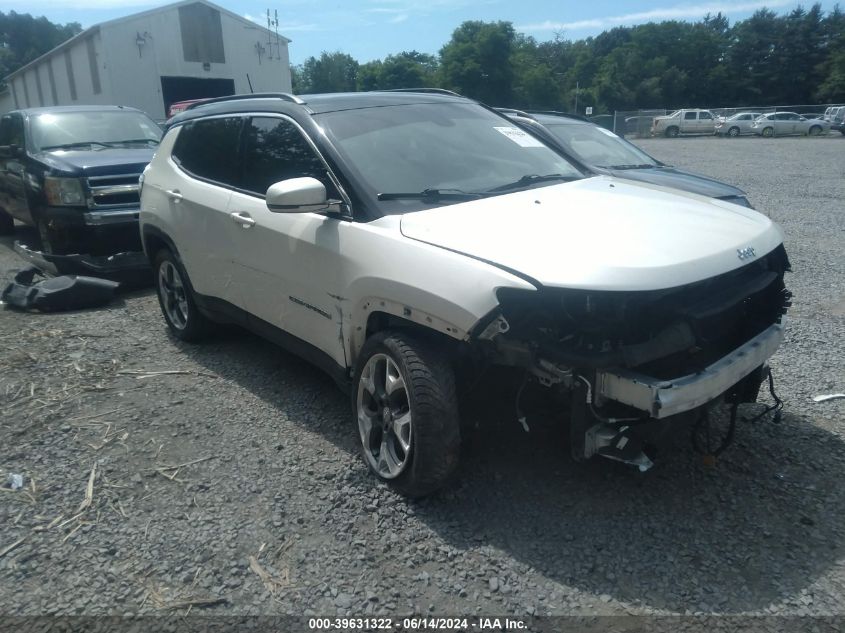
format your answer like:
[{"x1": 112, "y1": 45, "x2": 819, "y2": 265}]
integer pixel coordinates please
[{"x1": 44, "y1": 176, "x2": 85, "y2": 206}]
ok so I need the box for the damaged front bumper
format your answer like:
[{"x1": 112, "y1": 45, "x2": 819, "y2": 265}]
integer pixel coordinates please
[
  {"x1": 14, "y1": 241, "x2": 151, "y2": 284},
  {"x1": 594, "y1": 323, "x2": 784, "y2": 418}
]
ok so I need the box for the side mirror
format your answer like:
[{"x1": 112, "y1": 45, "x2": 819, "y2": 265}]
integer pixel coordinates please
[{"x1": 266, "y1": 177, "x2": 332, "y2": 213}]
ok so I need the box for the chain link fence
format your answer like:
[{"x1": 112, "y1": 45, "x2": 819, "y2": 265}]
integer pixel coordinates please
[{"x1": 611, "y1": 103, "x2": 845, "y2": 137}]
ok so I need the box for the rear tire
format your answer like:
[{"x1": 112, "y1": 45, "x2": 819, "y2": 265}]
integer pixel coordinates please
[
  {"x1": 665, "y1": 126, "x2": 679, "y2": 138},
  {"x1": 353, "y1": 330, "x2": 460, "y2": 498},
  {"x1": 0, "y1": 208, "x2": 13, "y2": 235},
  {"x1": 153, "y1": 249, "x2": 215, "y2": 342}
]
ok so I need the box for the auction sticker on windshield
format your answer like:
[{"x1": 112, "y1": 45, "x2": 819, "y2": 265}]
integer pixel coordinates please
[{"x1": 493, "y1": 126, "x2": 545, "y2": 147}]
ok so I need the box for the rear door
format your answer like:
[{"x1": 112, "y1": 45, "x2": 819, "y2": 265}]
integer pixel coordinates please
[
  {"x1": 158, "y1": 116, "x2": 244, "y2": 307},
  {"x1": 682, "y1": 111, "x2": 697, "y2": 133}
]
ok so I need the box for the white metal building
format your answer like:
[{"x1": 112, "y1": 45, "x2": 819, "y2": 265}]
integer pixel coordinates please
[{"x1": 2, "y1": 0, "x2": 292, "y2": 120}]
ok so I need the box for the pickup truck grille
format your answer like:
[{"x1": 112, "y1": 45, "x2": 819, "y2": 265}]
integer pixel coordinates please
[{"x1": 86, "y1": 173, "x2": 141, "y2": 209}]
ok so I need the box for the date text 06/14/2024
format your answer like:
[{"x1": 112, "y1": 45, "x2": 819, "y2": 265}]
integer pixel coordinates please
[{"x1": 307, "y1": 617, "x2": 528, "y2": 630}]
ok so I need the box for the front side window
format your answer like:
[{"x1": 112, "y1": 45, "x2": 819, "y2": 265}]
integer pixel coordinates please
[
  {"x1": 684, "y1": 111, "x2": 697, "y2": 120},
  {"x1": 240, "y1": 117, "x2": 336, "y2": 197},
  {"x1": 172, "y1": 117, "x2": 242, "y2": 186},
  {"x1": 30, "y1": 110, "x2": 161, "y2": 151},
  {"x1": 317, "y1": 102, "x2": 581, "y2": 213},
  {"x1": 699, "y1": 112, "x2": 713, "y2": 120},
  {"x1": 0, "y1": 115, "x2": 24, "y2": 147}
]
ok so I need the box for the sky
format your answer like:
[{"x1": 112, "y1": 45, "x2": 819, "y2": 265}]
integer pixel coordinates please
[{"x1": 7, "y1": 0, "x2": 842, "y2": 65}]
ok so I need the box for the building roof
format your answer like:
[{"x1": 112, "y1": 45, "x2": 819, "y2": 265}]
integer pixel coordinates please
[{"x1": 3, "y1": 0, "x2": 291, "y2": 82}]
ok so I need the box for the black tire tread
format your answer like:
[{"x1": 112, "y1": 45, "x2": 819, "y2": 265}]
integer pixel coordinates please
[{"x1": 354, "y1": 330, "x2": 460, "y2": 498}]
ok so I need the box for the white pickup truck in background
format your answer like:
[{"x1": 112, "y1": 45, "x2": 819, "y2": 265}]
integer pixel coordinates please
[{"x1": 652, "y1": 109, "x2": 717, "y2": 137}]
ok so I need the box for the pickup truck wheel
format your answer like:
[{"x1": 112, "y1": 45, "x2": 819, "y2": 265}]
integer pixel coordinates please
[
  {"x1": 665, "y1": 126, "x2": 679, "y2": 138},
  {"x1": 153, "y1": 249, "x2": 213, "y2": 342},
  {"x1": 0, "y1": 208, "x2": 13, "y2": 235},
  {"x1": 354, "y1": 331, "x2": 460, "y2": 497}
]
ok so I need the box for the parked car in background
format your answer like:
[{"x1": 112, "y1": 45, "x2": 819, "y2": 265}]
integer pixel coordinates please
[
  {"x1": 0, "y1": 105, "x2": 161, "y2": 258},
  {"x1": 623, "y1": 115, "x2": 655, "y2": 137},
  {"x1": 828, "y1": 106, "x2": 845, "y2": 124},
  {"x1": 499, "y1": 110, "x2": 753, "y2": 207},
  {"x1": 714, "y1": 112, "x2": 763, "y2": 137},
  {"x1": 750, "y1": 112, "x2": 829, "y2": 137},
  {"x1": 832, "y1": 108, "x2": 845, "y2": 136},
  {"x1": 141, "y1": 90, "x2": 789, "y2": 495},
  {"x1": 651, "y1": 109, "x2": 717, "y2": 137},
  {"x1": 167, "y1": 98, "x2": 211, "y2": 119}
]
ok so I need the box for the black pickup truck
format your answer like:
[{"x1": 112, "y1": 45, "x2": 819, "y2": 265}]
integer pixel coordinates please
[{"x1": 0, "y1": 105, "x2": 161, "y2": 269}]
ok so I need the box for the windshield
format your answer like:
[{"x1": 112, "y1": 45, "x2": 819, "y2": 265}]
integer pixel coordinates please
[
  {"x1": 544, "y1": 123, "x2": 658, "y2": 169},
  {"x1": 31, "y1": 110, "x2": 162, "y2": 151},
  {"x1": 316, "y1": 102, "x2": 582, "y2": 212}
]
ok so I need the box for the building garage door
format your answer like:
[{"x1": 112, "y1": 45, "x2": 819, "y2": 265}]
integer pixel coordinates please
[{"x1": 160, "y1": 76, "x2": 235, "y2": 115}]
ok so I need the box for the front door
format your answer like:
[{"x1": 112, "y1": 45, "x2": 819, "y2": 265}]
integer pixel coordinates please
[
  {"x1": 226, "y1": 115, "x2": 349, "y2": 367},
  {"x1": 0, "y1": 114, "x2": 31, "y2": 223}
]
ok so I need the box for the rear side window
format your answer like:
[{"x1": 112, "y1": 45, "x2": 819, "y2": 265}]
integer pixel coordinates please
[
  {"x1": 240, "y1": 116, "x2": 335, "y2": 197},
  {"x1": 172, "y1": 117, "x2": 242, "y2": 187}
]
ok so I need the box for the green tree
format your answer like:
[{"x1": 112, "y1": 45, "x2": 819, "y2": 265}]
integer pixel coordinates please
[
  {"x1": 0, "y1": 11, "x2": 81, "y2": 87},
  {"x1": 439, "y1": 21, "x2": 516, "y2": 104},
  {"x1": 294, "y1": 51, "x2": 359, "y2": 93}
]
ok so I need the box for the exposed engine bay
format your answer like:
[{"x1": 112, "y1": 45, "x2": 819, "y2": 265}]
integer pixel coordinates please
[{"x1": 472, "y1": 245, "x2": 792, "y2": 470}]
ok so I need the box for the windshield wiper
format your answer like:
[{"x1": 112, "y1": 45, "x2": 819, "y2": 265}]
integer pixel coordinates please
[
  {"x1": 485, "y1": 173, "x2": 575, "y2": 193},
  {"x1": 377, "y1": 188, "x2": 485, "y2": 201},
  {"x1": 605, "y1": 163, "x2": 657, "y2": 170},
  {"x1": 40, "y1": 141, "x2": 114, "y2": 150},
  {"x1": 116, "y1": 138, "x2": 160, "y2": 146}
]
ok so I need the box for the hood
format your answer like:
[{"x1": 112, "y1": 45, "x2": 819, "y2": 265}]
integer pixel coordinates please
[
  {"x1": 652, "y1": 114, "x2": 677, "y2": 122},
  {"x1": 35, "y1": 147, "x2": 156, "y2": 177},
  {"x1": 399, "y1": 176, "x2": 783, "y2": 291},
  {"x1": 603, "y1": 166, "x2": 746, "y2": 200}
]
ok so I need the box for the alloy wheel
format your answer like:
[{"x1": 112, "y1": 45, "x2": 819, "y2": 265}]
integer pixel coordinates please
[
  {"x1": 356, "y1": 353, "x2": 413, "y2": 479},
  {"x1": 158, "y1": 260, "x2": 189, "y2": 330}
]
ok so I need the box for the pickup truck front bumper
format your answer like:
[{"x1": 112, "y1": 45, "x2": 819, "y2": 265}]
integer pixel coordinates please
[{"x1": 595, "y1": 323, "x2": 784, "y2": 418}]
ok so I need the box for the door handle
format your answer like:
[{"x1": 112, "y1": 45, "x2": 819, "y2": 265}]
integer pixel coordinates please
[
  {"x1": 230, "y1": 211, "x2": 255, "y2": 228},
  {"x1": 165, "y1": 189, "x2": 183, "y2": 202}
]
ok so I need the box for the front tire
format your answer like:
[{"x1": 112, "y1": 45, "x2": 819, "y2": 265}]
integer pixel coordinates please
[
  {"x1": 153, "y1": 249, "x2": 214, "y2": 342},
  {"x1": 665, "y1": 126, "x2": 679, "y2": 138},
  {"x1": 728, "y1": 126, "x2": 740, "y2": 137},
  {"x1": 353, "y1": 331, "x2": 460, "y2": 497},
  {"x1": 808, "y1": 125, "x2": 822, "y2": 136},
  {"x1": 37, "y1": 219, "x2": 70, "y2": 254},
  {"x1": 761, "y1": 127, "x2": 774, "y2": 138}
]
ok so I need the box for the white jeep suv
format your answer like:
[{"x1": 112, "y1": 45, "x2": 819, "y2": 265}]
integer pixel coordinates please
[{"x1": 140, "y1": 91, "x2": 790, "y2": 496}]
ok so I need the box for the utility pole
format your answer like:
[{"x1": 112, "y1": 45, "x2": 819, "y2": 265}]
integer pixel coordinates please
[{"x1": 573, "y1": 81, "x2": 579, "y2": 113}]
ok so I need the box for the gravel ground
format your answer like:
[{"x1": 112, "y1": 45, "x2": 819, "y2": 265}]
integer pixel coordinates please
[{"x1": 0, "y1": 136, "x2": 843, "y2": 623}]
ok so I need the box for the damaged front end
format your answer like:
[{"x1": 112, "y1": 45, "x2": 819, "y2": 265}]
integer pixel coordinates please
[
  {"x1": 14, "y1": 241, "x2": 151, "y2": 285},
  {"x1": 473, "y1": 245, "x2": 792, "y2": 470}
]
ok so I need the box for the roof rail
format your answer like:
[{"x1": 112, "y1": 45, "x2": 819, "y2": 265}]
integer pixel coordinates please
[
  {"x1": 186, "y1": 92, "x2": 306, "y2": 111},
  {"x1": 383, "y1": 88, "x2": 464, "y2": 97},
  {"x1": 494, "y1": 107, "x2": 535, "y2": 119}
]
